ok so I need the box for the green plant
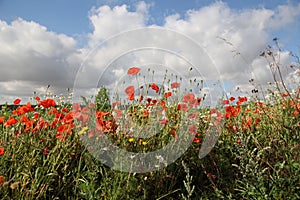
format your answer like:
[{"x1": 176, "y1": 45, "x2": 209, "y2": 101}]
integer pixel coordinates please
[
  {"x1": 181, "y1": 161, "x2": 195, "y2": 200},
  {"x1": 95, "y1": 86, "x2": 111, "y2": 112}
]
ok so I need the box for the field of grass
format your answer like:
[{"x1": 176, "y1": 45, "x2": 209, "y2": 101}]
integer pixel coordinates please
[{"x1": 0, "y1": 48, "x2": 299, "y2": 199}]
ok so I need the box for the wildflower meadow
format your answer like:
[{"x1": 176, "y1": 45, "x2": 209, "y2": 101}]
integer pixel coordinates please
[{"x1": 0, "y1": 46, "x2": 299, "y2": 199}]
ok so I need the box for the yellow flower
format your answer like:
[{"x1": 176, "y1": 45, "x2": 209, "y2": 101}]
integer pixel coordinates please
[
  {"x1": 142, "y1": 141, "x2": 147, "y2": 146},
  {"x1": 78, "y1": 126, "x2": 89, "y2": 135},
  {"x1": 128, "y1": 138, "x2": 134, "y2": 142}
]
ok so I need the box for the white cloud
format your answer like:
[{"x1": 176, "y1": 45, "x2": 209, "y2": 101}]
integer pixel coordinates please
[
  {"x1": 0, "y1": 18, "x2": 80, "y2": 103},
  {"x1": 136, "y1": 1, "x2": 152, "y2": 15},
  {"x1": 267, "y1": 3, "x2": 300, "y2": 29},
  {"x1": 0, "y1": 18, "x2": 76, "y2": 57},
  {"x1": 161, "y1": 2, "x2": 300, "y2": 94},
  {"x1": 87, "y1": 3, "x2": 147, "y2": 46},
  {"x1": 1, "y1": 1, "x2": 300, "y2": 104}
]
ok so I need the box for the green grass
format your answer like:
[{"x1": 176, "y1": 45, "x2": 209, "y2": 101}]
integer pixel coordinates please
[{"x1": 0, "y1": 47, "x2": 299, "y2": 199}]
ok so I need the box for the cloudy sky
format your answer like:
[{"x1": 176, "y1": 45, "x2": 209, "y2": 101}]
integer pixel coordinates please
[{"x1": 0, "y1": 0, "x2": 299, "y2": 105}]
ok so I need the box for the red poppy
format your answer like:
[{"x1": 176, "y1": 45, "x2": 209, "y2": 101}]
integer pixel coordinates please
[
  {"x1": 0, "y1": 117, "x2": 4, "y2": 124},
  {"x1": 37, "y1": 119, "x2": 46, "y2": 129},
  {"x1": 55, "y1": 112, "x2": 64, "y2": 120},
  {"x1": 242, "y1": 116, "x2": 253, "y2": 130},
  {"x1": 296, "y1": 103, "x2": 300, "y2": 110},
  {"x1": 4, "y1": 116, "x2": 18, "y2": 127},
  {"x1": 0, "y1": 147, "x2": 4, "y2": 156},
  {"x1": 237, "y1": 139, "x2": 242, "y2": 146},
  {"x1": 112, "y1": 101, "x2": 120, "y2": 107},
  {"x1": 171, "y1": 82, "x2": 180, "y2": 89},
  {"x1": 63, "y1": 113, "x2": 74, "y2": 124},
  {"x1": 282, "y1": 93, "x2": 289, "y2": 97},
  {"x1": 150, "y1": 83, "x2": 159, "y2": 93},
  {"x1": 225, "y1": 106, "x2": 233, "y2": 118},
  {"x1": 14, "y1": 102, "x2": 34, "y2": 116},
  {"x1": 96, "y1": 111, "x2": 110, "y2": 121},
  {"x1": 139, "y1": 95, "x2": 143, "y2": 102},
  {"x1": 89, "y1": 103, "x2": 95, "y2": 108},
  {"x1": 240, "y1": 96, "x2": 247, "y2": 102},
  {"x1": 25, "y1": 120, "x2": 34, "y2": 131},
  {"x1": 232, "y1": 125, "x2": 239, "y2": 131},
  {"x1": 125, "y1": 86, "x2": 135, "y2": 95},
  {"x1": 20, "y1": 115, "x2": 30, "y2": 123},
  {"x1": 169, "y1": 127, "x2": 178, "y2": 141},
  {"x1": 35, "y1": 96, "x2": 40, "y2": 101},
  {"x1": 254, "y1": 118, "x2": 261, "y2": 125},
  {"x1": 0, "y1": 176, "x2": 4, "y2": 185},
  {"x1": 34, "y1": 112, "x2": 40, "y2": 119},
  {"x1": 113, "y1": 109, "x2": 122, "y2": 119},
  {"x1": 193, "y1": 137, "x2": 201, "y2": 144},
  {"x1": 188, "y1": 113, "x2": 198, "y2": 119},
  {"x1": 207, "y1": 173, "x2": 216, "y2": 179},
  {"x1": 225, "y1": 105, "x2": 241, "y2": 118},
  {"x1": 253, "y1": 108, "x2": 260, "y2": 114},
  {"x1": 151, "y1": 99, "x2": 157, "y2": 105},
  {"x1": 56, "y1": 133, "x2": 65, "y2": 141},
  {"x1": 159, "y1": 100, "x2": 167, "y2": 110},
  {"x1": 32, "y1": 126, "x2": 39, "y2": 133},
  {"x1": 38, "y1": 98, "x2": 56, "y2": 108},
  {"x1": 43, "y1": 148, "x2": 49, "y2": 155},
  {"x1": 177, "y1": 103, "x2": 188, "y2": 111},
  {"x1": 14, "y1": 98, "x2": 21, "y2": 105},
  {"x1": 62, "y1": 107, "x2": 69, "y2": 113},
  {"x1": 143, "y1": 109, "x2": 149, "y2": 116},
  {"x1": 48, "y1": 108, "x2": 58, "y2": 115},
  {"x1": 73, "y1": 103, "x2": 81, "y2": 112},
  {"x1": 127, "y1": 93, "x2": 135, "y2": 101},
  {"x1": 222, "y1": 100, "x2": 229, "y2": 105},
  {"x1": 229, "y1": 97, "x2": 235, "y2": 101},
  {"x1": 237, "y1": 96, "x2": 247, "y2": 105},
  {"x1": 164, "y1": 92, "x2": 172, "y2": 98},
  {"x1": 160, "y1": 119, "x2": 169, "y2": 125},
  {"x1": 127, "y1": 67, "x2": 140, "y2": 75},
  {"x1": 182, "y1": 94, "x2": 195, "y2": 103},
  {"x1": 81, "y1": 114, "x2": 89, "y2": 126},
  {"x1": 57, "y1": 124, "x2": 67, "y2": 133},
  {"x1": 190, "y1": 98, "x2": 201, "y2": 107},
  {"x1": 146, "y1": 98, "x2": 152, "y2": 104}
]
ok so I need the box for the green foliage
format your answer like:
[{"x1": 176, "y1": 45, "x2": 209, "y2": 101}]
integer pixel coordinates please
[
  {"x1": 95, "y1": 87, "x2": 111, "y2": 112},
  {"x1": 1, "y1": 93, "x2": 298, "y2": 199},
  {"x1": 0, "y1": 45, "x2": 299, "y2": 199}
]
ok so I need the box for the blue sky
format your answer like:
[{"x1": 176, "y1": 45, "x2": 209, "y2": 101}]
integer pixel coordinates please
[
  {"x1": 0, "y1": 0, "x2": 299, "y2": 50},
  {"x1": 1, "y1": 1, "x2": 297, "y2": 32},
  {"x1": 0, "y1": 0, "x2": 299, "y2": 104},
  {"x1": 1, "y1": 0, "x2": 298, "y2": 48}
]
